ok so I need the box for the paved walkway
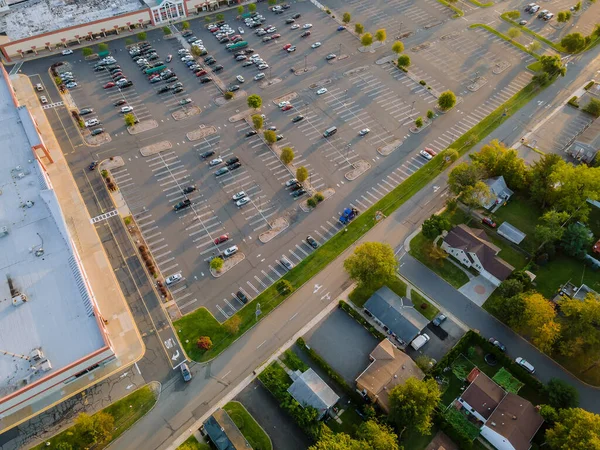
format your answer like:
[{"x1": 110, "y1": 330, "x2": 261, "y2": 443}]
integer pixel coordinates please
[{"x1": 7, "y1": 74, "x2": 144, "y2": 431}]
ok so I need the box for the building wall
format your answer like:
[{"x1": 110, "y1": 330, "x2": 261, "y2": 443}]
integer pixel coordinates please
[
  {"x1": 1, "y1": 9, "x2": 152, "y2": 61},
  {"x1": 457, "y1": 399, "x2": 488, "y2": 423},
  {"x1": 480, "y1": 426, "x2": 516, "y2": 450},
  {"x1": 441, "y1": 243, "x2": 472, "y2": 267}
]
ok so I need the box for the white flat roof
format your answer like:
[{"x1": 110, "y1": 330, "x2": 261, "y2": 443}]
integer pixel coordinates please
[
  {"x1": 0, "y1": 0, "x2": 145, "y2": 41},
  {"x1": 0, "y1": 75, "x2": 105, "y2": 399}
]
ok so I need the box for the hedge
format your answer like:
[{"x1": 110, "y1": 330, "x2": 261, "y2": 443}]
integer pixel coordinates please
[
  {"x1": 568, "y1": 96, "x2": 580, "y2": 108},
  {"x1": 338, "y1": 300, "x2": 386, "y2": 340},
  {"x1": 584, "y1": 81, "x2": 595, "y2": 90}
]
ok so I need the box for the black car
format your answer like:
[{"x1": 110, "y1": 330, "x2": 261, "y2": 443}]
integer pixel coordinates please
[
  {"x1": 301, "y1": 31, "x2": 311, "y2": 37},
  {"x1": 120, "y1": 81, "x2": 134, "y2": 89},
  {"x1": 285, "y1": 18, "x2": 295, "y2": 24},
  {"x1": 200, "y1": 77, "x2": 212, "y2": 83},
  {"x1": 173, "y1": 199, "x2": 192, "y2": 211},
  {"x1": 219, "y1": 37, "x2": 230, "y2": 43},
  {"x1": 204, "y1": 55, "x2": 214, "y2": 62},
  {"x1": 90, "y1": 128, "x2": 104, "y2": 136},
  {"x1": 228, "y1": 162, "x2": 242, "y2": 171},
  {"x1": 182, "y1": 30, "x2": 193, "y2": 37},
  {"x1": 200, "y1": 150, "x2": 215, "y2": 159},
  {"x1": 292, "y1": 189, "x2": 307, "y2": 197},
  {"x1": 157, "y1": 85, "x2": 170, "y2": 94},
  {"x1": 225, "y1": 156, "x2": 240, "y2": 166},
  {"x1": 206, "y1": 59, "x2": 217, "y2": 65},
  {"x1": 148, "y1": 54, "x2": 159, "y2": 61},
  {"x1": 245, "y1": 49, "x2": 256, "y2": 54},
  {"x1": 292, "y1": 13, "x2": 301, "y2": 19},
  {"x1": 292, "y1": 115, "x2": 304, "y2": 123},
  {"x1": 173, "y1": 87, "x2": 184, "y2": 94},
  {"x1": 246, "y1": 130, "x2": 257, "y2": 137},
  {"x1": 213, "y1": 65, "x2": 224, "y2": 72},
  {"x1": 306, "y1": 235, "x2": 318, "y2": 249},
  {"x1": 228, "y1": 84, "x2": 240, "y2": 92},
  {"x1": 79, "y1": 108, "x2": 94, "y2": 115},
  {"x1": 234, "y1": 51, "x2": 245, "y2": 57},
  {"x1": 182, "y1": 185, "x2": 197, "y2": 194},
  {"x1": 88, "y1": 161, "x2": 99, "y2": 171},
  {"x1": 289, "y1": 183, "x2": 302, "y2": 191},
  {"x1": 114, "y1": 99, "x2": 127, "y2": 106},
  {"x1": 236, "y1": 291, "x2": 248, "y2": 304},
  {"x1": 94, "y1": 66, "x2": 105, "y2": 72}
]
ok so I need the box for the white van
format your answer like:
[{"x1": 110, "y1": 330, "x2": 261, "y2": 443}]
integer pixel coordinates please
[
  {"x1": 411, "y1": 334, "x2": 430, "y2": 351},
  {"x1": 515, "y1": 357, "x2": 535, "y2": 374}
]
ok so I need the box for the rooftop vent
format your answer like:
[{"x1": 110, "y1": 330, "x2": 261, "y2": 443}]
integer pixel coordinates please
[{"x1": 8, "y1": 275, "x2": 28, "y2": 306}]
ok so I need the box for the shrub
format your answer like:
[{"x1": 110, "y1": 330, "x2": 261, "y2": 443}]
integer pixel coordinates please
[
  {"x1": 438, "y1": 90, "x2": 457, "y2": 111},
  {"x1": 427, "y1": 110, "x2": 435, "y2": 120},
  {"x1": 583, "y1": 98, "x2": 600, "y2": 117},
  {"x1": 307, "y1": 197, "x2": 318, "y2": 208},
  {"x1": 415, "y1": 117, "x2": 424, "y2": 128},
  {"x1": 100, "y1": 169, "x2": 108, "y2": 178},
  {"x1": 276, "y1": 280, "x2": 293, "y2": 295},
  {"x1": 82, "y1": 47, "x2": 93, "y2": 56},
  {"x1": 224, "y1": 91, "x2": 234, "y2": 100},
  {"x1": 314, "y1": 192, "x2": 325, "y2": 202},
  {"x1": 210, "y1": 257, "x2": 224, "y2": 272},
  {"x1": 568, "y1": 96, "x2": 580, "y2": 108},
  {"x1": 584, "y1": 81, "x2": 595, "y2": 90},
  {"x1": 124, "y1": 216, "x2": 132, "y2": 225},
  {"x1": 196, "y1": 336, "x2": 213, "y2": 350},
  {"x1": 326, "y1": 9, "x2": 331, "y2": 14},
  {"x1": 162, "y1": 26, "x2": 172, "y2": 35},
  {"x1": 419, "y1": 80, "x2": 426, "y2": 86}
]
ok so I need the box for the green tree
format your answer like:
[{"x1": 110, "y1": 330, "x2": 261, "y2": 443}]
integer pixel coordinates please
[
  {"x1": 124, "y1": 113, "x2": 136, "y2": 127},
  {"x1": 224, "y1": 315, "x2": 241, "y2": 335},
  {"x1": 574, "y1": 1, "x2": 581, "y2": 11},
  {"x1": 181, "y1": 21, "x2": 190, "y2": 30},
  {"x1": 264, "y1": 130, "x2": 277, "y2": 145},
  {"x1": 564, "y1": 10, "x2": 572, "y2": 20},
  {"x1": 210, "y1": 257, "x2": 224, "y2": 272},
  {"x1": 507, "y1": 27, "x2": 521, "y2": 40},
  {"x1": 561, "y1": 223, "x2": 593, "y2": 258},
  {"x1": 224, "y1": 91, "x2": 234, "y2": 100},
  {"x1": 529, "y1": 153, "x2": 564, "y2": 208},
  {"x1": 462, "y1": 181, "x2": 493, "y2": 212},
  {"x1": 540, "y1": 405, "x2": 559, "y2": 423},
  {"x1": 397, "y1": 54, "x2": 411, "y2": 68},
  {"x1": 447, "y1": 162, "x2": 486, "y2": 195},
  {"x1": 421, "y1": 214, "x2": 452, "y2": 239},
  {"x1": 497, "y1": 279, "x2": 525, "y2": 299},
  {"x1": 361, "y1": 33, "x2": 373, "y2": 47},
  {"x1": 248, "y1": 3, "x2": 256, "y2": 12},
  {"x1": 441, "y1": 148, "x2": 459, "y2": 164},
  {"x1": 82, "y1": 47, "x2": 93, "y2": 56},
  {"x1": 375, "y1": 28, "x2": 387, "y2": 43},
  {"x1": 137, "y1": 32, "x2": 147, "y2": 41},
  {"x1": 357, "y1": 420, "x2": 399, "y2": 450},
  {"x1": 281, "y1": 147, "x2": 294, "y2": 164},
  {"x1": 557, "y1": 11, "x2": 567, "y2": 23},
  {"x1": 162, "y1": 26, "x2": 172, "y2": 35},
  {"x1": 75, "y1": 412, "x2": 114, "y2": 446},
  {"x1": 506, "y1": 10, "x2": 520, "y2": 19},
  {"x1": 583, "y1": 98, "x2": 600, "y2": 117},
  {"x1": 561, "y1": 32, "x2": 586, "y2": 52},
  {"x1": 237, "y1": 5, "x2": 244, "y2": 14},
  {"x1": 388, "y1": 377, "x2": 440, "y2": 436},
  {"x1": 546, "y1": 378, "x2": 579, "y2": 409},
  {"x1": 296, "y1": 166, "x2": 309, "y2": 182},
  {"x1": 535, "y1": 210, "x2": 570, "y2": 245},
  {"x1": 522, "y1": 292, "x2": 560, "y2": 353},
  {"x1": 342, "y1": 12, "x2": 351, "y2": 24},
  {"x1": 190, "y1": 45, "x2": 203, "y2": 57},
  {"x1": 391, "y1": 41, "x2": 404, "y2": 55},
  {"x1": 558, "y1": 293, "x2": 600, "y2": 357},
  {"x1": 470, "y1": 140, "x2": 529, "y2": 190},
  {"x1": 309, "y1": 428, "x2": 368, "y2": 450},
  {"x1": 533, "y1": 71, "x2": 551, "y2": 86},
  {"x1": 549, "y1": 163, "x2": 600, "y2": 218},
  {"x1": 343, "y1": 242, "x2": 398, "y2": 287},
  {"x1": 415, "y1": 117, "x2": 423, "y2": 128},
  {"x1": 97, "y1": 42, "x2": 108, "y2": 52},
  {"x1": 529, "y1": 40, "x2": 542, "y2": 53},
  {"x1": 216, "y1": 13, "x2": 225, "y2": 21},
  {"x1": 438, "y1": 90, "x2": 457, "y2": 111},
  {"x1": 546, "y1": 408, "x2": 600, "y2": 449},
  {"x1": 252, "y1": 114, "x2": 263, "y2": 130},
  {"x1": 540, "y1": 55, "x2": 567, "y2": 77},
  {"x1": 247, "y1": 94, "x2": 262, "y2": 110},
  {"x1": 276, "y1": 279, "x2": 293, "y2": 295},
  {"x1": 494, "y1": 294, "x2": 526, "y2": 327},
  {"x1": 355, "y1": 23, "x2": 364, "y2": 35},
  {"x1": 427, "y1": 110, "x2": 434, "y2": 120}
]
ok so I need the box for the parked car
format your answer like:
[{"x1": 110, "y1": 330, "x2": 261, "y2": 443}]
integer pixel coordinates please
[
  {"x1": 226, "y1": 156, "x2": 240, "y2": 166},
  {"x1": 246, "y1": 130, "x2": 257, "y2": 137},
  {"x1": 419, "y1": 150, "x2": 433, "y2": 160},
  {"x1": 214, "y1": 234, "x2": 230, "y2": 244},
  {"x1": 359, "y1": 128, "x2": 370, "y2": 136},
  {"x1": 84, "y1": 118, "x2": 99, "y2": 127},
  {"x1": 292, "y1": 189, "x2": 307, "y2": 198},
  {"x1": 325, "y1": 53, "x2": 336, "y2": 60},
  {"x1": 214, "y1": 167, "x2": 229, "y2": 177},
  {"x1": 300, "y1": 31, "x2": 311, "y2": 37},
  {"x1": 114, "y1": 99, "x2": 127, "y2": 106},
  {"x1": 254, "y1": 73, "x2": 265, "y2": 81},
  {"x1": 223, "y1": 245, "x2": 239, "y2": 257},
  {"x1": 423, "y1": 147, "x2": 437, "y2": 156},
  {"x1": 488, "y1": 338, "x2": 506, "y2": 352},
  {"x1": 165, "y1": 273, "x2": 183, "y2": 285},
  {"x1": 236, "y1": 291, "x2": 248, "y2": 304},
  {"x1": 209, "y1": 157, "x2": 223, "y2": 166},
  {"x1": 200, "y1": 150, "x2": 215, "y2": 159},
  {"x1": 182, "y1": 185, "x2": 197, "y2": 194},
  {"x1": 228, "y1": 162, "x2": 242, "y2": 171},
  {"x1": 79, "y1": 108, "x2": 94, "y2": 115},
  {"x1": 292, "y1": 115, "x2": 304, "y2": 123},
  {"x1": 432, "y1": 314, "x2": 447, "y2": 326},
  {"x1": 515, "y1": 357, "x2": 535, "y2": 373},
  {"x1": 179, "y1": 98, "x2": 192, "y2": 105},
  {"x1": 173, "y1": 199, "x2": 191, "y2": 211},
  {"x1": 90, "y1": 128, "x2": 104, "y2": 136},
  {"x1": 306, "y1": 235, "x2": 318, "y2": 248},
  {"x1": 236, "y1": 197, "x2": 250, "y2": 207},
  {"x1": 316, "y1": 87, "x2": 328, "y2": 95},
  {"x1": 482, "y1": 217, "x2": 497, "y2": 228}
]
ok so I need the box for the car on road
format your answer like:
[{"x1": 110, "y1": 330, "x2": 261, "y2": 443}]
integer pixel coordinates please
[
  {"x1": 482, "y1": 217, "x2": 497, "y2": 228},
  {"x1": 282, "y1": 104, "x2": 293, "y2": 111},
  {"x1": 242, "y1": 60, "x2": 254, "y2": 67},
  {"x1": 303, "y1": 23, "x2": 313, "y2": 29},
  {"x1": 173, "y1": 199, "x2": 191, "y2": 211},
  {"x1": 488, "y1": 338, "x2": 506, "y2": 352},
  {"x1": 232, "y1": 191, "x2": 246, "y2": 201},
  {"x1": 432, "y1": 314, "x2": 447, "y2": 326},
  {"x1": 325, "y1": 53, "x2": 336, "y2": 60},
  {"x1": 179, "y1": 98, "x2": 192, "y2": 105},
  {"x1": 285, "y1": 18, "x2": 295, "y2": 24},
  {"x1": 337, "y1": 25, "x2": 346, "y2": 31},
  {"x1": 120, "y1": 106, "x2": 134, "y2": 113},
  {"x1": 316, "y1": 87, "x2": 328, "y2": 95},
  {"x1": 519, "y1": 19, "x2": 528, "y2": 25},
  {"x1": 267, "y1": 125, "x2": 277, "y2": 131},
  {"x1": 173, "y1": 87, "x2": 184, "y2": 94},
  {"x1": 79, "y1": 108, "x2": 94, "y2": 115},
  {"x1": 90, "y1": 128, "x2": 104, "y2": 136},
  {"x1": 214, "y1": 167, "x2": 229, "y2": 177},
  {"x1": 359, "y1": 128, "x2": 370, "y2": 136},
  {"x1": 165, "y1": 273, "x2": 183, "y2": 285},
  {"x1": 287, "y1": 46, "x2": 296, "y2": 52},
  {"x1": 292, "y1": 13, "x2": 301, "y2": 19},
  {"x1": 283, "y1": 43, "x2": 292, "y2": 50},
  {"x1": 423, "y1": 147, "x2": 437, "y2": 156},
  {"x1": 223, "y1": 245, "x2": 238, "y2": 257},
  {"x1": 238, "y1": 26, "x2": 245, "y2": 34},
  {"x1": 515, "y1": 357, "x2": 535, "y2": 373},
  {"x1": 180, "y1": 363, "x2": 192, "y2": 381},
  {"x1": 228, "y1": 84, "x2": 240, "y2": 92},
  {"x1": 246, "y1": 130, "x2": 257, "y2": 137},
  {"x1": 62, "y1": 49, "x2": 73, "y2": 55},
  {"x1": 182, "y1": 185, "x2": 196, "y2": 194},
  {"x1": 262, "y1": 36, "x2": 273, "y2": 42},
  {"x1": 214, "y1": 234, "x2": 230, "y2": 244},
  {"x1": 258, "y1": 64, "x2": 270, "y2": 71},
  {"x1": 291, "y1": 24, "x2": 300, "y2": 30},
  {"x1": 292, "y1": 115, "x2": 304, "y2": 123},
  {"x1": 254, "y1": 73, "x2": 265, "y2": 81},
  {"x1": 88, "y1": 161, "x2": 99, "y2": 171},
  {"x1": 292, "y1": 189, "x2": 307, "y2": 198},
  {"x1": 311, "y1": 42, "x2": 322, "y2": 49},
  {"x1": 235, "y1": 196, "x2": 250, "y2": 207},
  {"x1": 276, "y1": 134, "x2": 284, "y2": 141},
  {"x1": 200, "y1": 150, "x2": 215, "y2": 159},
  {"x1": 236, "y1": 291, "x2": 248, "y2": 304},
  {"x1": 235, "y1": 75, "x2": 245, "y2": 83},
  {"x1": 272, "y1": 33, "x2": 281, "y2": 39},
  {"x1": 209, "y1": 157, "x2": 223, "y2": 166},
  {"x1": 306, "y1": 236, "x2": 318, "y2": 248},
  {"x1": 300, "y1": 31, "x2": 311, "y2": 37},
  {"x1": 39, "y1": 96, "x2": 48, "y2": 104},
  {"x1": 419, "y1": 150, "x2": 433, "y2": 160}
]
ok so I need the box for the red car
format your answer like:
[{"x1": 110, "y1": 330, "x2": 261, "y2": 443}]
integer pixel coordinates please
[
  {"x1": 272, "y1": 33, "x2": 281, "y2": 39},
  {"x1": 482, "y1": 217, "x2": 497, "y2": 228},
  {"x1": 283, "y1": 43, "x2": 292, "y2": 50},
  {"x1": 103, "y1": 82, "x2": 115, "y2": 89},
  {"x1": 423, "y1": 147, "x2": 437, "y2": 157},
  {"x1": 214, "y1": 234, "x2": 230, "y2": 245},
  {"x1": 195, "y1": 70, "x2": 208, "y2": 77},
  {"x1": 282, "y1": 104, "x2": 293, "y2": 111}
]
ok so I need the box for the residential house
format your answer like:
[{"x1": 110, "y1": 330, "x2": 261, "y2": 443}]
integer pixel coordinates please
[
  {"x1": 442, "y1": 224, "x2": 514, "y2": 286},
  {"x1": 363, "y1": 286, "x2": 429, "y2": 346},
  {"x1": 202, "y1": 408, "x2": 252, "y2": 450},
  {"x1": 287, "y1": 368, "x2": 339, "y2": 420},
  {"x1": 356, "y1": 339, "x2": 424, "y2": 412},
  {"x1": 482, "y1": 176, "x2": 513, "y2": 212},
  {"x1": 557, "y1": 282, "x2": 598, "y2": 303},
  {"x1": 454, "y1": 369, "x2": 543, "y2": 450}
]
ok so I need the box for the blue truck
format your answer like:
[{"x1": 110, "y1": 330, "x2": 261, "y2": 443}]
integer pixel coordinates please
[{"x1": 339, "y1": 207, "x2": 359, "y2": 224}]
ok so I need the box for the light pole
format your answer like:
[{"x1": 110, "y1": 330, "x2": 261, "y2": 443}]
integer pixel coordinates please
[
  {"x1": 338, "y1": 42, "x2": 342, "y2": 56},
  {"x1": 304, "y1": 55, "x2": 307, "y2": 72},
  {"x1": 409, "y1": 100, "x2": 416, "y2": 119}
]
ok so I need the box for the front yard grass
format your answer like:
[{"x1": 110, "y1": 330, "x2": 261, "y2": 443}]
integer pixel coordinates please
[
  {"x1": 326, "y1": 407, "x2": 364, "y2": 436},
  {"x1": 348, "y1": 276, "x2": 407, "y2": 308},
  {"x1": 224, "y1": 401, "x2": 272, "y2": 450},
  {"x1": 178, "y1": 436, "x2": 210, "y2": 450},
  {"x1": 411, "y1": 290, "x2": 440, "y2": 320}
]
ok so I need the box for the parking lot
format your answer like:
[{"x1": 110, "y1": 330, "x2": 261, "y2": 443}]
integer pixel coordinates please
[{"x1": 26, "y1": 0, "x2": 539, "y2": 322}]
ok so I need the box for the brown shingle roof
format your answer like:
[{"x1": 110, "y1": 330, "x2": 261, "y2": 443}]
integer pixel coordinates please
[
  {"x1": 486, "y1": 393, "x2": 544, "y2": 450},
  {"x1": 460, "y1": 372, "x2": 506, "y2": 420}
]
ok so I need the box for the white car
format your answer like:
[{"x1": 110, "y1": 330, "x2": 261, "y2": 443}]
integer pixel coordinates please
[
  {"x1": 359, "y1": 128, "x2": 370, "y2": 136},
  {"x1": 238, "y1": 27, "x2": 245, "y2": 34},
  {"x1": 311, "y1": 42, "x2": 321, "y2": 48},
  {"x1": 36, "y1": 83, "x2": 44, "y2": 91},
  {"x1": 258, "y1": 63, "x2": 269, "y2": 70},
  {"x1": 236, "y1": 75, "x2": 245, "y2": 83},
  {"x1": 209, "y1": 157, "x2": 223, "y2": 166},
  {"x1": 65, "y1": 82, "x2": 78, "y2": 88},
  {"x1": 236, "y1": 197, "x2": 250, "y2": 207},
  {"x1": 303, "y1": 24, "x2": 313, "y2": 29},
  {"x1": 165, "y1": 273, "x2": 182, "y2": 285},
  {"x1": 178, "y1": 49, "x2": 190, "y2": 55},
  {"x1": 40, "y1": 96, "x2": 48, "y2": 104},
  {"x1": 254, "y1": 73, "x2": 265, "y2": 81},
  {"x1": 62, "y1": 49, "x2": 73, "y2": 55},
  {"x1": 223, "y1": 245, "x2": 238, "y2": 257},
  {"x1": 316, "y1": 88, "x2": 328, "y2": 95},
  {"x1": 278, "y1": 101, "x2": 290, "y2": 108},
  {"x1": 232, "y1": 191, "x2": 246, "y2": 201},
  {"x1": 419, "y1": 150, "x2": 433, "y2": 160},
  {"x1": 291, "y1": 24, "x2": 300, "y2": 30},
  {"x1": 85, "y1": 118, "x2": 99, "y2": 127},
  {"x1": 285, "y1": 178, "x2": 298, "y2": 187},
  {"x1": 121, "y1": 106, "x2": 134, "y2": 113}
]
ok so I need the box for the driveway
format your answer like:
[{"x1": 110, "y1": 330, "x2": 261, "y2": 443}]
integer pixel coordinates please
[
  {"x1": 459, "y1": 275, "x2": 497, "y2": 306},
  {"x1": 407, "y1": 317, "x2": 466, "y2": 363},
  {"x1": 303, "y1": 308, "x2": 378, "y2": 384},
  {"x1": 398, "y1": 253, "x2": 600, "y2": 412}
]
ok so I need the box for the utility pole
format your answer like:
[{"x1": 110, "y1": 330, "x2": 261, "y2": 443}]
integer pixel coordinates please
[
  {"x1": 409, "y1": 100, "x2": 416, "y2": 119},
  {"x1": 304, "y1": 55, "x2": 307, "y2": 72},
  {"x1": 338, "y1": 42, "x2": 342, "y2": 56}
]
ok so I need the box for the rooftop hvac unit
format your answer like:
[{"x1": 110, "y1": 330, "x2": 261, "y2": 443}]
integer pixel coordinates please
[
  {"x1": 30, "y1": 348, "x2": 44, "y2": 361},
  {"x1": 12, "y1": 293, "x2": 28, "y2": 306},
  {"x1": 39, "y1": 360, "x2": 52, "y2": 372},
  {"x1": 0, "y1": 226, "x2": 7, "y2": 237}
]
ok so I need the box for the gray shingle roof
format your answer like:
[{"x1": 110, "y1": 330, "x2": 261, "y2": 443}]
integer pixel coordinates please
[{"x1": 287, "y1": 368, "x2": 339, "y2": 416}]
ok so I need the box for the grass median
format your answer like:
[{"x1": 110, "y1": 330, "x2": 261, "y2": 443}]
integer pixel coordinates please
[
  {"x1": 466, "y1": 0, "x2": 493, "y2": 6},
  {"x1": 500, "y1": 13, "x2": 565, "y2": 52},
  {"x1": 433, "y1": 0, "x2": 464, "y2": 17},
  {"x1": 224, "y1": 401, "x2": 272, "y2": 450},
  {"x1": 174, "y1": 73, "x2": 552, "y2": 363},
  {"x1": 469, "y1": 24, "x2": 540, "y2": 60}
]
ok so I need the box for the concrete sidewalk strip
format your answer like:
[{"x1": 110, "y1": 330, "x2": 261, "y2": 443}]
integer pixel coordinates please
[
  {"x1": 140, "y1": 141, "x2": 172, "y2": 157},
  {"x1": 187, "y1": 126, "x2": 218, "y2": 141}
]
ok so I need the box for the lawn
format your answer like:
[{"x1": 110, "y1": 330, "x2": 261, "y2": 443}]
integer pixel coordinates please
[
  {"x1": 224, "y1": 401, "x2": 273, "y2": 450},
  {"x1": 348, "y1": 276, "x2": 407, "y2": 308},
  {"x1": 492, "y1": 367, "x2": 524, "y2": 394},
  {"x1": 440, "y1": 372, "x2": 467, "y2": 407},
  {"x1": 409, "y1": 232, "x2": 470, "y2": 289},
  {"x1": 326, "y1": 407, "x2": 364, "y2": 436},
  {"x1": 402, "y1": 425, "x2": 440, "y2": 450},
  {"x1": 533, "y1": 253, "x2": 600, "y2": 298},
  {"x1": 491, "y1": 196, "x2": 541, "y2": 252},
  {"x1": 178, "y1": 436, "x2": 210, "y2": 450},
  {"x1": 444, "y1": 408, "x2": 481, "y2": 441},
  {"x1": 487, "y1": 233, "x2": 529, "y2": 269},
  {"x1": 411, "y1": 290, "x2": 440, "y2": 320},
  {"x1": 32, "y1": 385, "x2": 157, "y2": 450},
  {"x1": 282, "y1": 348, "x2": 309, "y2": 372}
]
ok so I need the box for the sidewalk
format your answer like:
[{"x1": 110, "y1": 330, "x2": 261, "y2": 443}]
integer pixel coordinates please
[{"x1": 7, "y1": 74, "x2": 144, "y2": 430}]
